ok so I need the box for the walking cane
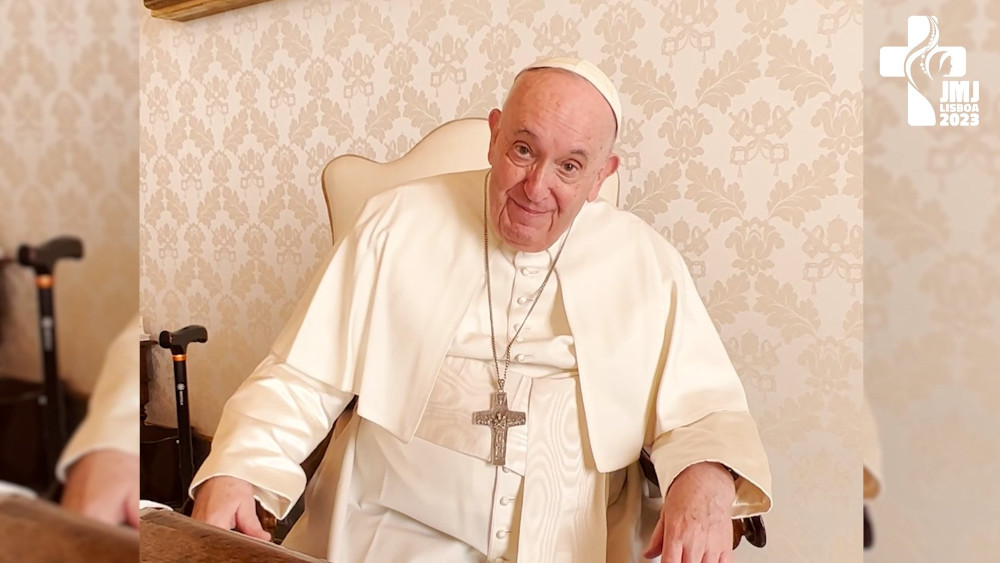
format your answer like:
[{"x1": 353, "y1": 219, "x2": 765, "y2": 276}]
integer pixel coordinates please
[
  {"x1": 864, "y1": 505, "x2": 874, "y2": 548},
  {"x1": 16, "y1": 235, "x2": 83, "y2": 497},
  {"x1": 158, "y1": 324, "x2": 207, "y2": 515}
]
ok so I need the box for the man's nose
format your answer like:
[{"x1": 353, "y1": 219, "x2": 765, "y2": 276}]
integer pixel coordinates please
[{"x1": 522, "y1": 165, "x2": 549, "y2": 202}]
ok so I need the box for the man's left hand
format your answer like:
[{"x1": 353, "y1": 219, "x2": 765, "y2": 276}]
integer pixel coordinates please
[
  {"x1": 61, "y1": 449, "x2": 140, "y2": 528},
  {"x1": 643, "y1": 461, "x2": 736, "y2": 562}
]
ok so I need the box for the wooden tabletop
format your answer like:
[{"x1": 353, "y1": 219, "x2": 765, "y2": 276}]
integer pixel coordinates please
[
  {"x1": 140, "y1": 508, "x2": 327, "y2": 562},
  {"x1": 0, "y1": 494, "x2": 138, "y2": 562}
]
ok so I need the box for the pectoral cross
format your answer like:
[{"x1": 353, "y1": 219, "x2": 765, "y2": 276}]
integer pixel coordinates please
[{"x1": 473, "y1": 390, "x2": 525, "y2": 466}]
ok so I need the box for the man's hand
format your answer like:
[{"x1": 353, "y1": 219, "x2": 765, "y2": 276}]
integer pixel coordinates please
[
  {"x1": 643, "y1": 462, "x2": 736, "y2": 562},
  {"x1": 190, "y1": 475, "x2": 271, "y2": 541},
  {"x1": 61, "y1": 449, "x2": 140, "y2": 528}
]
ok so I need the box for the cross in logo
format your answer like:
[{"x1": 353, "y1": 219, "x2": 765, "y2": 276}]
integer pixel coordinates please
[{"x1": 879, "y1": 16, "x2": 966, "y2": 126}]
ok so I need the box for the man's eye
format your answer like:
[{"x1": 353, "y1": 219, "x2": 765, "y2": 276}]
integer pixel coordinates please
[
  {"x1": 562, "y1": 162, "x2": 579, "y2": 173},
  {"x1": 514, "y1": 145, "x2": 530, "y2": 156}
]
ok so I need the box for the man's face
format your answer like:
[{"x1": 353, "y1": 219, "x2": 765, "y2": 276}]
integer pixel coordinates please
[{"x1": 486, "y1": 69, "x2": 620, "y2": 253}]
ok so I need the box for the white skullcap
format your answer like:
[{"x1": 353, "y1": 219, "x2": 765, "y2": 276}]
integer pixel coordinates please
[{"x1": 518, "y1": 56, "x2": 622, "y2": 136}]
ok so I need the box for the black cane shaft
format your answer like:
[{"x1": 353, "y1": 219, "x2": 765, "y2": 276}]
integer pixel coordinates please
[
  {"x1": 36, "y1": 286, "x2": 67, "y2": 478},
  {"x1": 37, "y1": 284, "x2": 54, "y2": 329},
  {"x1": 173, "y1": 359, "x2": 195, "y2": 497}
]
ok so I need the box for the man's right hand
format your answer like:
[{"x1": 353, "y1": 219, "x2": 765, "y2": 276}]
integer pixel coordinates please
[{"x1": 190, "y1": 476, "x2": 271, "y2": 541}]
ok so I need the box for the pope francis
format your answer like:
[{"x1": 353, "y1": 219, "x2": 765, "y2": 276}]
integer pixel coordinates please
[{"x1": 190, "y1": 58, "x2": 773, "y2": 563}]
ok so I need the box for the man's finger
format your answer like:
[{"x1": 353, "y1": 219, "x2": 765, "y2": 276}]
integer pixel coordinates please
[
  {"x1": 235, "y1": 501, "x2": 271, "y2": 541},
  {"x1": 204, "y1": 515, "x2": 235, "y2": 531},
  {"x1": 682, "y1": 535, "x2": 707, "y2": 563},
  {"x1": 195, "y1": 503, "x2": 236, "y2": 531},
  {"x1": 643, "y1": 513, "x2": 665, "y2": 558},
  {"x1": 125, "y1": 492, "x2": 140, "y2": 529},
  {"x1": 76, "y1": 498, "x2": 118, "y2": 526},
  {"x1": 659, "y1": 542, "x2": 683, "y2": 563}
]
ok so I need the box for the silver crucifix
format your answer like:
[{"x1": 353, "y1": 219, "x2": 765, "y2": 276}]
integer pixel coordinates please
[{"x1": 473, "y1": 390, "x2": 526, "y2": 466}]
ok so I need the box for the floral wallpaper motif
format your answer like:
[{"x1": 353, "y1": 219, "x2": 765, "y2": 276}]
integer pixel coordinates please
[
  {"x1": 0, "y1": 0, "x2": 139, "y2": 394},
  {"x1": 140, "y1": 1, "x2": 863, "y2": 559}
]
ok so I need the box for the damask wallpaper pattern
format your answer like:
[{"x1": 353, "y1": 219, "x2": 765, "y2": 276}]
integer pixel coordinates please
[
  {"x1": 0, "y1": 0, "x2": 139, "y2": 394},
  {"x1": 865, "y1": 1, "x2": 1000, "y2": 560},
  {"x1": 140, "y1": 1, "x2": 863, "y2": 559}
]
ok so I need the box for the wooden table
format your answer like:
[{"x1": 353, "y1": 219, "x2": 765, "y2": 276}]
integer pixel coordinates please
[
  {"x1": 140, "y1": 508, "x2": 327, "y2": 562},
  {"x1": 0, "y1": 494, "x2": 138, "y2": 562}
]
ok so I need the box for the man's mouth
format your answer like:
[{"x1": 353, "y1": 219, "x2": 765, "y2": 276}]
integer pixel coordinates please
[{"x1": 510, "y1": 199, "x2": 547, "y2": 216}]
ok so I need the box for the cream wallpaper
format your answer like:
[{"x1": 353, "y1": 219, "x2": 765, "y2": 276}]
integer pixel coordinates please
[
  {"x1": 139, "y1": 1, "x2": 863, "y2": 560},
  {"x1": 0, "y1": 0, "x2": 139, "y2": 395},
  {"x1": 864, "y1": 0, "x2": 1000, "y2": 561}
]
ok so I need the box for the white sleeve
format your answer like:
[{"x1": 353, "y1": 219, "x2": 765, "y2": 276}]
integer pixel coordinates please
[{"x1": 56, "y1": 314, "x2": 141, "y2": 482}]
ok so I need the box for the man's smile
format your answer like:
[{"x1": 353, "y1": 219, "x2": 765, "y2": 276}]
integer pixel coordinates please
[{"x1": 508, "y1": 198, "x2": 549, "y2": 217}]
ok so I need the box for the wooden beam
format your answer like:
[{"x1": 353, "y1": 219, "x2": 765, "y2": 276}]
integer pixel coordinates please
[{"x1": 144, "y1": 0, "x2": 272, "y2": 22}]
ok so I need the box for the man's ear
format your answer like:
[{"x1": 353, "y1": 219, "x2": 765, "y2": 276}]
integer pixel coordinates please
[
  {"x1": 487, "y1": 109, "x2": 502, "y2": 164},
  {"x1": 589, "y1": 153, "x2": 620, "y2": 201}
]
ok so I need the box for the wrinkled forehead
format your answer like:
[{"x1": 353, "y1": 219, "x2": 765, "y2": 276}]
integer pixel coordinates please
[
  {"x1": 502, "y1": 69, "x2": 618, "y2": 144},
  {"x1": 508, "y1": 58, "x2": 622, "y2": 136}
]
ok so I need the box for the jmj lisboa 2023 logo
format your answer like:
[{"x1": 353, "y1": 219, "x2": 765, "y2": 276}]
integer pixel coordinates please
[{"x1": 879, "y1": 15, "x2": 981, "y2": 127}]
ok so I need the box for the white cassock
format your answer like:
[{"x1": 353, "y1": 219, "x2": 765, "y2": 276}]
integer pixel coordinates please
[
  {"x1": 55, "y1": 314, "x2": 141, "y2": 482},
  {"x1": 193, "y1": 169, "x2": 773, "y2": 562}
]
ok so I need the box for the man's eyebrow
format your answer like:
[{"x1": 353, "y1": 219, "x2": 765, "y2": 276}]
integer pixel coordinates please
[{"x1": 512, "y1": 128, "x2": 590, "y2": 161}]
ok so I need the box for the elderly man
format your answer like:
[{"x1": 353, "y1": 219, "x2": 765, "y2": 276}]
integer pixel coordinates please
[{"x1": 191, "y1": 58, "x2": 772, "y2": 563}]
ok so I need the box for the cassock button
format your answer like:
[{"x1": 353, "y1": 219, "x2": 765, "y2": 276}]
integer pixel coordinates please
[
  {"x1": 516, "y1": 296, "x2": 531, "y2": 305},
  {"x1": 520, "y1": 267, "x2": 538, "y2": 275},
  {"x1": 514, "y1": 354, "x2": 531, "y2": 362}
]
